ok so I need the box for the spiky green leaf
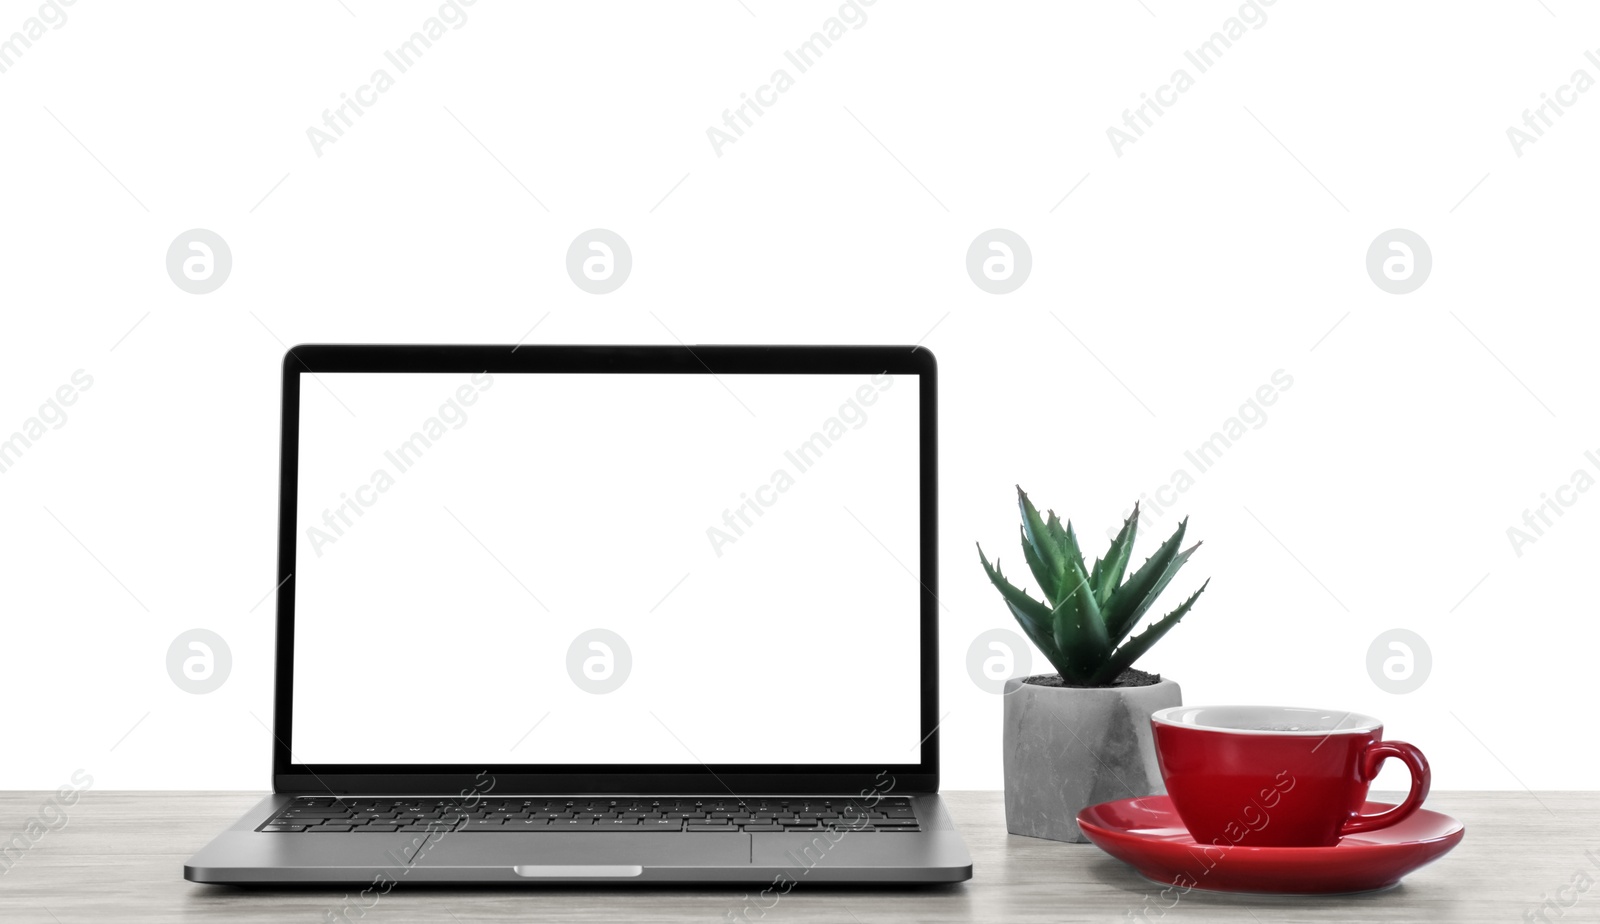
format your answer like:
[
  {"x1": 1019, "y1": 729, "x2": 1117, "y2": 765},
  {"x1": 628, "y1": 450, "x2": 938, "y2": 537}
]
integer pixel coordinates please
[
  {"x1": 1107, "y1": 541, "x2": 1200, "y2": 644},
  {"x1": 980, "y1": 544, "x2": 1090, "y2": 679},
  {"x1": 1045, "y1": 511, "x2": 1072, "y2": 569},
  {"x1": 1102, "y1": 518, "x2": 1192, "y2": 643},
  {"x1": 1019, "y1": 525, "x2": 1062, "y2": 605},
  {"x1": 977, "y1": 544, "x2": 1052, "y2": 625},
  {"x1": 1004, "y1": 601, "x2": 1073, "y2": 680},
  {"x1": 1046, "y1": 518, "x2": 1112, "y2": 669},
  {"x1": 1046, "y1": 510, "x2": 1090, "y2": 584},
  {"x1": 977, "y1": 544, "x2": 1055, "y2": 651},
  {"x1": 1016, "y1": 487, "x2": 1068, "y2": 601},
  {"x1": 1090, "y1": 505, "x2": 1140, "y2": 606},
  {"x1": 1090, "y1": 579, "x2": 1210, "y2": 685}
]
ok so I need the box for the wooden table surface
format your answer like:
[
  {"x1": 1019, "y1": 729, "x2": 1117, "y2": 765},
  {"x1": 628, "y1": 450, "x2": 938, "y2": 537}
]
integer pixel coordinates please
[{"x1": 0, "y1": 790, "x2": 1581, "y2": 922}]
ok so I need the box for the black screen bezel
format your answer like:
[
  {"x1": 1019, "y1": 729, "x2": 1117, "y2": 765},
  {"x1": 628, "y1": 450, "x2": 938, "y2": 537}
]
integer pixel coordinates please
[{"x1": 272, "y1": 344, "x2": 938, "y2": 795}]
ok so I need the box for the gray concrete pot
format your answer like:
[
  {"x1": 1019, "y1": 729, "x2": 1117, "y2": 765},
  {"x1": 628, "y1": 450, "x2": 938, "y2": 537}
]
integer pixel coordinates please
[{"x1": 1002, "y1": 674, "x2": 1181, "y2": 843}]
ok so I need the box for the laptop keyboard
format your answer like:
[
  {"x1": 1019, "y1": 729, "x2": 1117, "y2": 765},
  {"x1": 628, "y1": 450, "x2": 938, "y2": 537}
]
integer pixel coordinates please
[{"x1": 259, "y1": 796, "x2": 920, "y2": 833}]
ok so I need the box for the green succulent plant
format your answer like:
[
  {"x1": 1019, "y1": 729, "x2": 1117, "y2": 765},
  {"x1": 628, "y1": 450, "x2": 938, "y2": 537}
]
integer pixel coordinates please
[{"x1": 977, "y1": 487, "x2": 1209, "y2": 687}]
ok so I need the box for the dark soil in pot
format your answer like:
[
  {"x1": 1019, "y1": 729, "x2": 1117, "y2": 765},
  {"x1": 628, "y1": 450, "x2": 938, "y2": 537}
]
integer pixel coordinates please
[{"x1": 1021, "y1": 667, "x2": 1162, "y2": 689}]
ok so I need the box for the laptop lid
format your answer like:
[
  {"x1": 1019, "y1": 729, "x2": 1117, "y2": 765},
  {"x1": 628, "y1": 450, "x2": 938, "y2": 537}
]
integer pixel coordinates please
[{"x1": 271, "y1": 345, "x2": 938, "y2": 795}]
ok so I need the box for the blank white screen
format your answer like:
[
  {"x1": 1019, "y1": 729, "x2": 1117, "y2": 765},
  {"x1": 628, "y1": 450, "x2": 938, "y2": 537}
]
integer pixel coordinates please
[{"x1": 290, "y1": 371, "x2": 922, "y2": 766}]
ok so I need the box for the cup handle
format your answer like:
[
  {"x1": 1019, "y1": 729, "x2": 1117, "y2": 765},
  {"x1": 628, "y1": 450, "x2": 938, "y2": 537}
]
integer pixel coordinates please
[{"x1": 1339, "y1": 740, "x2": 1431, "y2": 837}]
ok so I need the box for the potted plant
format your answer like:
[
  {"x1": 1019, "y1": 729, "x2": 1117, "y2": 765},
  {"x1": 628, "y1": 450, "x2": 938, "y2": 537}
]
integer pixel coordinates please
[{"x1": 977, "y1": 487, "x2": 1209, "y2": 843}]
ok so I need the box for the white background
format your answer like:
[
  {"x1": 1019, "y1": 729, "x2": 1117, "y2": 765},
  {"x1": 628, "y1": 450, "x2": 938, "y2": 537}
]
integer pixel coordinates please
[
  {"x1": 290, "y1": 372, "x2": 922, "y2": 765},
  {"x1": 1, "y1": 1, "x2": 1596, "y2": 792}
]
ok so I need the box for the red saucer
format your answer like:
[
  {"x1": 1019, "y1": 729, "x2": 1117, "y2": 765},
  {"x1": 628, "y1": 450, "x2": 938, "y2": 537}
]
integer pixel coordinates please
[{"x1": 1077, "y1": 795, "x2": 1464, "y2": 894}]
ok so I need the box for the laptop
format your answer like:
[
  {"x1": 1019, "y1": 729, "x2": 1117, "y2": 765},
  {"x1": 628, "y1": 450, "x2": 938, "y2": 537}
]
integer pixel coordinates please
[{"x1": 185, "y1": 344, "x2": 971, "y2": 884}]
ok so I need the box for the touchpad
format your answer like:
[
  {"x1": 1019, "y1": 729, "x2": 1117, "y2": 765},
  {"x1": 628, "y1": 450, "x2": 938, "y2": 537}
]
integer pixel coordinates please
[{"x1": 413, "y1": 833, "x2": 751, "y2": 869}]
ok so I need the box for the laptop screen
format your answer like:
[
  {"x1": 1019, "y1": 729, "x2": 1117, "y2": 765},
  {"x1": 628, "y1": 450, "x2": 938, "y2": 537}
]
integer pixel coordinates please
[{"x1": 289, "y1": 370, "x2": 923, "y2": 767}]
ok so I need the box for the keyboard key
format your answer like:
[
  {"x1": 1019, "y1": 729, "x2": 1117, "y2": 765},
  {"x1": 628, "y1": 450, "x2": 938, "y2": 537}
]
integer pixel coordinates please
[
  {"x1": 261, "y1": 825, "x2": 306, "y2": 833},
  {"x1": 639, "y1": 820, "x2": 683, "y2": 830},
  {"x1": 356, "y1": 825, "x2": 401, "y2": 833},
  {"x1": 308, "y1": 825, "x2": 354, "y2": 833},
  {"x1": 685, "y1": 824, "x2": 741, "y2": 832},
  {"x1": 740, "y1": 824, "x2": 784, "y2": 832}
]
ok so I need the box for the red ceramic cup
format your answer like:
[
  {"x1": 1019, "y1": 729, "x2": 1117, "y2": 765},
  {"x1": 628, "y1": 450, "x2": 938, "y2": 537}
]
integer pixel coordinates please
[{"x1": 1150, "y1": 705, "x2": 1430, "y2": 848}]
